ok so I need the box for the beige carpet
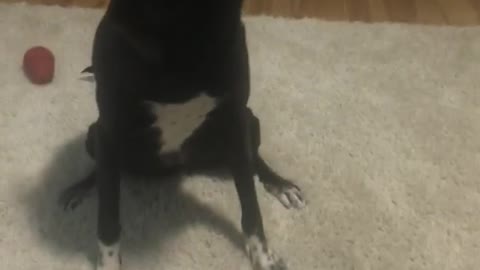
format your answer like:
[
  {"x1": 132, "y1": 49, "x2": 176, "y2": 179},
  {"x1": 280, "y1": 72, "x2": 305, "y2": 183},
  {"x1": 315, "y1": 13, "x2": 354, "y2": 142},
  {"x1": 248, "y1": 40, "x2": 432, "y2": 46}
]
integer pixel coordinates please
[{"x1": 1, "y1": 3, "x2": 480, "y2": 270}]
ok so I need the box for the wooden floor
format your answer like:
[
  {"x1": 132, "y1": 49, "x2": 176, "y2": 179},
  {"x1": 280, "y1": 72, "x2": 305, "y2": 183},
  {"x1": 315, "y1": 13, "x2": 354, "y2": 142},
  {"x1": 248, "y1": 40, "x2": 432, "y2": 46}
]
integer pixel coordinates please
[{"x1": 4, "y1": 0, "x2": 480, "y2": 25}]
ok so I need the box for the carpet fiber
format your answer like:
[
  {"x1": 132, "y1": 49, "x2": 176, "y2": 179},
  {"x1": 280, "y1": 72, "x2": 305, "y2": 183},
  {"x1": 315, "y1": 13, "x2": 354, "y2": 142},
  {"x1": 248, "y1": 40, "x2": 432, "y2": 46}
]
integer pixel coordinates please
[{"x1": 1, "y1": 3, "x2": 480, "y2": 270}]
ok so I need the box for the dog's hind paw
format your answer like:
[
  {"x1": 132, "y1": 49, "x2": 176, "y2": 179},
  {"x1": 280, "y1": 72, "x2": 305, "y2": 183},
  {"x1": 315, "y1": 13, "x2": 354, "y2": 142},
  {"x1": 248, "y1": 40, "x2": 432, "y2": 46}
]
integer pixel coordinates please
[
  {"x1": 58, "y1": 172, "x2": 96, "y2": 211},
  {"x1": 58, "y1": 184, "x2": 90, "y2": 211},
  {"x1": 264, "y1": 180, "x2": 305, "y2": 210}
]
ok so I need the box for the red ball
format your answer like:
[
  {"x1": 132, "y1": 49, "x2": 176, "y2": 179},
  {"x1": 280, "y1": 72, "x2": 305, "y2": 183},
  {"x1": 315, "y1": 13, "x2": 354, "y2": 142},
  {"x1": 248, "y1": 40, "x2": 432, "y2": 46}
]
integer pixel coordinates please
[{"x1": 23, "y1": 46, "x2": 55, "y2": 85}]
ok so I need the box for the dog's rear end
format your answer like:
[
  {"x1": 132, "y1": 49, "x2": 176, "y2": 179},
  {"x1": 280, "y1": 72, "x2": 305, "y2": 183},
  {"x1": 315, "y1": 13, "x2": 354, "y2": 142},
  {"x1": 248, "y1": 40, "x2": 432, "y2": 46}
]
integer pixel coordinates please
[{"x1": 60, "y1": 1, "x2": 305, "y2": 270}]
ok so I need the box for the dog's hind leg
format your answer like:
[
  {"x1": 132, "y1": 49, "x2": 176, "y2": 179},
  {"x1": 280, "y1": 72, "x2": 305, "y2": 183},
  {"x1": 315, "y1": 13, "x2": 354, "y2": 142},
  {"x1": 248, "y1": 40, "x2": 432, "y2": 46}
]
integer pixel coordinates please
[
  {"x1": 248, "y1": 111, "x2": 305, "y2": 209},
  {"x1": 58, "y1": 122, "x2": 98, "y2": 211}
]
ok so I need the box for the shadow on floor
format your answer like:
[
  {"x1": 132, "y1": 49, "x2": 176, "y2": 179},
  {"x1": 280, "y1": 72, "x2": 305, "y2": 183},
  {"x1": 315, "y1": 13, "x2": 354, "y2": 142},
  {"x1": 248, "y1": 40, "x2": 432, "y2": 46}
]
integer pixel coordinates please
[{"x1": 24, "y1": 133, "x2": 244, "y2": 267}]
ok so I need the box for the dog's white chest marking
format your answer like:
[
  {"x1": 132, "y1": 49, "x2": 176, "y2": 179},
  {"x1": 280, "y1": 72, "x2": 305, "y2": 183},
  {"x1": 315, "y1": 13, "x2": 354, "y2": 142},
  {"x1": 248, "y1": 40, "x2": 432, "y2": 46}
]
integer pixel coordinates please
[{"x1": 149, "y1": 93, "x2": 216, "y2": 153}]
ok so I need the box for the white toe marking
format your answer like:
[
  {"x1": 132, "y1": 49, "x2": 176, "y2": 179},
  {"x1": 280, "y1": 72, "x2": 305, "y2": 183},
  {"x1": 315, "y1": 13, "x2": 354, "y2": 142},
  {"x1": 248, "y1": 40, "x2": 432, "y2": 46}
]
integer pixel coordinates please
[
  {"x1": 246, "y1": 236, "x2": 281, "y2": 269},
  {"x1": 287, "y1": 189, "x2": 305, "y2": 208},
  {"x1": 97, "y1": 241, "x2": 121, "y2": 270},
  {"x1": 279, "y1": 194, "x2": 291, "y2": 208},
  {"x1": 267, "y1": 184, "x2": 305, "y2": 209}
]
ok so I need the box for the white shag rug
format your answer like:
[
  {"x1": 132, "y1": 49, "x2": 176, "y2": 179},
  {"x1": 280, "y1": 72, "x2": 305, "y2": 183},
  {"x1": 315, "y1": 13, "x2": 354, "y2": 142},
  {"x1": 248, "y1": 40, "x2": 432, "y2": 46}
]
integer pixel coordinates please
[{"x1": 1, "y1": 3, "x2": 480, "y2": 270}]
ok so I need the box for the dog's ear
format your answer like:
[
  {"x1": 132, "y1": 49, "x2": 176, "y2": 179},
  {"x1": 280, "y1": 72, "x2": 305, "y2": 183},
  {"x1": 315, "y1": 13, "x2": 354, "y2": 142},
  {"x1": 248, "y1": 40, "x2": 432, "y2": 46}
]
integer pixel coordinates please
[{"x1": 81, "y1": 66, "x2": 93, "y2": 74}]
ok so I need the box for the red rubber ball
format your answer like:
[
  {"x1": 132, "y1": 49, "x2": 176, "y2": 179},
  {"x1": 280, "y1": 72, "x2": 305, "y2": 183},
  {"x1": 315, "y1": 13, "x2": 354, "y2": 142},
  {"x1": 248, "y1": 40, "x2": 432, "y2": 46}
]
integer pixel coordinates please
[{"x1": 23, "y1": 46, "x2": 55, "y2": 85}]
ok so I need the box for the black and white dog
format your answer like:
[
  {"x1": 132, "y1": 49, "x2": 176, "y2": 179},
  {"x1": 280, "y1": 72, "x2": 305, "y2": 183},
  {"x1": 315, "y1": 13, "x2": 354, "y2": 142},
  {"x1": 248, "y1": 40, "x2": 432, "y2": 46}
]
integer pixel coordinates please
[{"x1": 60, "y1": 1, "x2": 305, "y2": 269}]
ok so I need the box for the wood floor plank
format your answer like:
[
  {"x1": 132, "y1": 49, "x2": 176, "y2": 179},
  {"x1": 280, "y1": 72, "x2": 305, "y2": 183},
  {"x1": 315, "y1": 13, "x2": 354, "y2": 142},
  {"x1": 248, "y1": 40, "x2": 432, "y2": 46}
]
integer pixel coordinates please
[
  {"x1": 244, "y1": 0, "x2": 298, "y2": 18},
  {"x1": 437, "y1": 0, "x2": 478, "y2": 25},
  {"x1": 368, "y1": 0, "x2": 390, "y2": 22},
  {"x1": 269, "y1": 0, "x2": 298, "y2": 17},
  {"x1": 415, "y1": 0, "x2": 446, "y2": 24},
  {"x1": 260, "y1": 0, "x2": 275, "y2": 14},
  {"x1": 5, "y1": 0, "x2": 480, "y2": 26},
  {"x1": 385, "y1": 0, "x2": 417, "y2": 23},
  {"x1": 469, "y1": 0, "x2": 480, "y2": 23},
  {"x1": 346, "y1": 0, "x2": 371, "y2": 22},
  {"x1": 244, "y1": 0, "x2": 268, "y2": 15},
  {"x1": 243, "y1": 0, "x2": 259, "y2": 14},
  {"x1": 299, "y1": 0, "x2": 346, "y2": 20},
  {"x1": 71, "y1": 0, "x2": 105, "y2": 8}
]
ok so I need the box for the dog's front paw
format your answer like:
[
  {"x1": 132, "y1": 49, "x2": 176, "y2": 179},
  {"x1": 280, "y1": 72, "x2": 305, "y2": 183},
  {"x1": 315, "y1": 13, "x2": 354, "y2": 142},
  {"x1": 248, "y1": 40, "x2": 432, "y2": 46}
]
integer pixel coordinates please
[
  {"x1": 264, "y1": 180, "x2": 305, "y2": 210},
  {"x1": 96, "y1": 259, "x2": 121, "y2": 270},
  {"x1": 97, "y1": 242, "x2": 121, "y2": 270},
  {"x1": 246, "y1": 236, "x2": 288, "y2": 270}
]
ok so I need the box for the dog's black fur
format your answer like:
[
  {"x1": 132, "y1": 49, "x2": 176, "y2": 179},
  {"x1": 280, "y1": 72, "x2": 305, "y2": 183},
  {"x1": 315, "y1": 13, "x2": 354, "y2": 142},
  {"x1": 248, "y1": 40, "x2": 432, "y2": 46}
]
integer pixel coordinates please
[{"x1": 60, "y1": 1, "x2": 304, "y2": 269}]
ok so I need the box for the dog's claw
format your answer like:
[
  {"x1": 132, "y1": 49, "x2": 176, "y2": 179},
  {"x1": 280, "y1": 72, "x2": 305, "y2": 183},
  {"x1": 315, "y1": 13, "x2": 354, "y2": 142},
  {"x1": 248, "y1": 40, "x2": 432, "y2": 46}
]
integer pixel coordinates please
[
  {"x1": 58, "y1": 172, "x2": 96, "y2": 211},
  {"x1": 59, "y1": 186, "x2": 90, "y2": 211},
  {"x1": 81, "y1": 66, "x2": 93, "y2": 74},
  {"x1": 264, "y1": 181, "x2": 305, "y2": 209}
]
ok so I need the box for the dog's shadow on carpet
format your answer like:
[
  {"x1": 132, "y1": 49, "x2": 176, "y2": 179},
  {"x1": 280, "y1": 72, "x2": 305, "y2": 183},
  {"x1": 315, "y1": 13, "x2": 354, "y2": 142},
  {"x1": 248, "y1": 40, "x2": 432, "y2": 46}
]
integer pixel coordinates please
[{"x1": 24, "y1": 134, "x2": 244, "y2": 266}]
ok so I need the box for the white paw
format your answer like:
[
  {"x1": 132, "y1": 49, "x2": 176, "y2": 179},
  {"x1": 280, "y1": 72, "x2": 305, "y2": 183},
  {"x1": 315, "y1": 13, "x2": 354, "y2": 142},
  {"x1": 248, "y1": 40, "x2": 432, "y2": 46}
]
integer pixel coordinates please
[
  {"x1": 246, "y1": 236, "x2": 288, "y2": 270},
  {"x1": 97, "y1": 241, "x2": 121, "y2": 270},
  {"x1": 264, "y1": 182, "x2": 305, "y2": 209}
]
